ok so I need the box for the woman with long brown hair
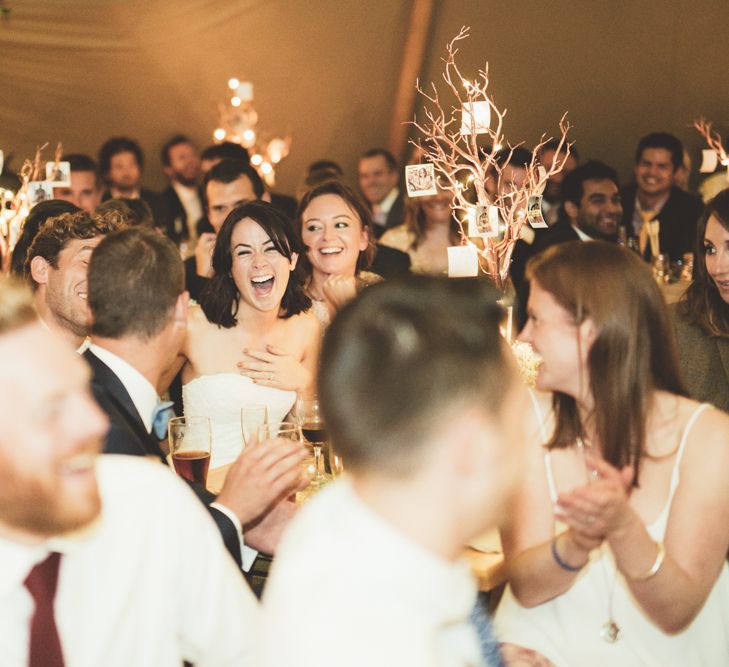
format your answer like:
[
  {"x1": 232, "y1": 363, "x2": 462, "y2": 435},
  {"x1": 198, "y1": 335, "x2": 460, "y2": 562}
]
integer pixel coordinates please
[
  {"x1": 494, "y1": 241, "x2": 729, "y2": 665},
  {"x1": 673, "y1": 189, "x2": 729, "y2": 412}
]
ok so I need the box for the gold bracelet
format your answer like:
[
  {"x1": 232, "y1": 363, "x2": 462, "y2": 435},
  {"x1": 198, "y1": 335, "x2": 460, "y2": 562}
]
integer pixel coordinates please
[{"x1": 629, "y1": 541, "x2": 665, "y2": 581}]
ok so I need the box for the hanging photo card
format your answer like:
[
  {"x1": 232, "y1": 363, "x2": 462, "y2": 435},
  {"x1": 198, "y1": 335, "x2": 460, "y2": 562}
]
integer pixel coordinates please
[
  {"x1": 447, "y1": 243, "x2": 479, "y2": 277},
  {"x1": 405, "y1": 163, "x2": 438, "y2": 197},
  {"x1": 526, "y1": 194, "x2": 548, "y2": 228},
  {"x1": 45, "y1": 161, "x2": 71, "y2": 186},
  {"x1": 700, "y1": 149, "x2": 719, "y2": 173},
  {"x1": 27, "y1": 181, "x2": 54, "y2": 206},
  {"x1": 466, "y1": 204, "x2": 499, "y2": 238},
  {"x1": 0, "y1": 149, "x2": 4, "y2": 176},
  {"x1": 460, "y1": 101, "x2": 491, "y2": 136}
]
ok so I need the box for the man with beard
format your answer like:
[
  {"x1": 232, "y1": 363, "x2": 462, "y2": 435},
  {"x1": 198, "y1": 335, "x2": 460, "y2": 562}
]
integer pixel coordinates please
[
  {"x1": 0, "y1": 277, "x2": 258, "y2": 666},
  {"x1": 160, "y1": 134, "x2": 205, "y2": 248},
  {"x1": 26, "y1": 209, "x2": 125, "y2": 350},
  {"x1": 512, "y1": 161, "x2": 622, "y2": 328}
]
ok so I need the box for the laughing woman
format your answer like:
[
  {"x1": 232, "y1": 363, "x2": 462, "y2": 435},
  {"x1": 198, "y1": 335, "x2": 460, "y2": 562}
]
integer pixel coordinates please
[
  {"x1": 297, "y1": 181, "x2": 379, "y2": 329},
  {"x1": 182, "y1": 201, "x2": 319, "y2": 469},
  {"x1": 494, "y1": 241, "x2": 729, "y2": 666},
  {"x1": 672, "y1": 189, "x2": 729, "y2": 413}
]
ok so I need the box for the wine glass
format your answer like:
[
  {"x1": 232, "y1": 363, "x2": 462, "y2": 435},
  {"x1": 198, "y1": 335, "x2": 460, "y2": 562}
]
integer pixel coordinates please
[
  {"x1": 328, "y1": 445, "x2": 345, "y2": 478},
  {"x1": 294, "y1": 398, "x2": 330, "y2": 485},
  {"x1": 241, "y1": 404, "x2": 268, "y2": 446},
  {"x1": 168, "y1": 416, "x2": 212, "y2": 486}
]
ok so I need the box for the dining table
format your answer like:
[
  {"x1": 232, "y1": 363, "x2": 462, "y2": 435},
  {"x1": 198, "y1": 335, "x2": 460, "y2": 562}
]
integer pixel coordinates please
[{"x1": 206, "y1": 462, "x2": 507, "y2": 593}]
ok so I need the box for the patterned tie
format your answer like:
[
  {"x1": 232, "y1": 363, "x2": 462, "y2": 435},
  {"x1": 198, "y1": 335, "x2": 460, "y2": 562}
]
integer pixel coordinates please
[
  {"x1": 151, "y1": 400, "x2": 175, "y2": 440},
  {"x1": 638, "y1": 208, "x2": 660, "y2": 259},
  {"x1": 24, "y1": 552, "x2": 65, "y2": 667}
]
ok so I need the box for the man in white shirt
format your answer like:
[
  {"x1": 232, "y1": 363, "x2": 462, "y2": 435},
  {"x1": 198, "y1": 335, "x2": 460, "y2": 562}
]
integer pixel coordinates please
[
  {"x1": 27, "y1": 209, "x2": 125, "y2": 350},
  {"x1": 260, "y1": 276, "x2": 527, "y2": 666},
  {"x1": 357, "y1": 148, "x2": 404, "y2": 238},
  {"x1": 160, "y1": 134, "x2": 205, "y2": 248},
  {"x1": 0, "y1": 277, "x2": 258, "y2": 666},
  {"x1": 85, "y1": 226, "x2": 305, "y2": 571}
]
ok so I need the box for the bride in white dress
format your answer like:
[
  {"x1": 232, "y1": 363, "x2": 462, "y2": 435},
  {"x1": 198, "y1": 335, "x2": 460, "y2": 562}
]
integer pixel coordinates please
[{"x1": 181, "y1": 201, "x2": 320, "y2": 469}]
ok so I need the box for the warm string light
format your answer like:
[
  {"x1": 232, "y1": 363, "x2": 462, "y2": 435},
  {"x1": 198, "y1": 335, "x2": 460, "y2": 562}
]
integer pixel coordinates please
[
  {"x1": 212, "y1": 78, "x2": 291, "y2": 186},
  {"x1": 411, "y1": 26, "x2": 571, "y2": 290}
]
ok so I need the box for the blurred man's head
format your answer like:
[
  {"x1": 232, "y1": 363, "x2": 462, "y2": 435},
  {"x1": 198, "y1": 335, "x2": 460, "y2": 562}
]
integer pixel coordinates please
[
  {"x1": 538, "y1": 140, "x2": 579, "y2": 203},
  {"x1": 98, "y1": 137, "x2": 145, "y2": 196},
  {"x1": 204, "y1": 159, "x2": 264, "y2": 232},
  {"x1": 200, "y1": 142, "x2": 251, "y2": 175},
  {"x1": 161, "y1": 135, "x2": 201, "y2": 187},
  {"x1": 562, "y1": 160, "x2": 622, "y2": 240},
  {"x1": 27, "y1": 210, "x2": 125, "y2": 345},
  {"x1": 88, "y1": 227, "x2": 188, "y2": 368},
  {"x1": 320, "y1": 276, "x2": 525, "y2": 540},
  {"x1": 53, "y1": 154, "x2": 103, "y2": 214},
  {"x1": 0, "y1": 277, "x2": 108, "y2": 542},
  {"x1": 494, "y1": 147, "x2": 532, "y2": 199},
  {"x1": 357, "y1": 149, "x2": 399, "y2": 207}
]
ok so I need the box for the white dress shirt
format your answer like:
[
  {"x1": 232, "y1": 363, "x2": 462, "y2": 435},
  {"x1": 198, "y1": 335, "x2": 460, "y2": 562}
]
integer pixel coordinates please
[
  {"x1": 172, "y1": 181, "x2": 204, "y2": 241},
  {"x1": 260, "y1": 480, "x2": 484, "y2": 666},
  {"x1": 372, "y1": 186, "x2": 400, "y2": 227},
  {"x1": 0, "y1": 456, "x2": 258, "y2": 666},
  {"x1": 87, "y1": 344, "x2": 257, "y2": 570}
]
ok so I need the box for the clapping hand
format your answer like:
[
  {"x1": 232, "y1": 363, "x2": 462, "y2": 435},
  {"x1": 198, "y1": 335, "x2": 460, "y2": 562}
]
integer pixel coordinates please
[
  {"x1": 555, "y1": 456, "x2": 635, "y2": 544},
  {"x1": 237, "y1": 344, "x2": 312, "y2": 393}
]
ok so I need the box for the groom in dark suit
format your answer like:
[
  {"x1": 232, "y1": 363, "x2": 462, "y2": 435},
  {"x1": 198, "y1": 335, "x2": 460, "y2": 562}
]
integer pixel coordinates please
[{"x1": 85, "y1": 226, "x2": 305, "y2": 577}]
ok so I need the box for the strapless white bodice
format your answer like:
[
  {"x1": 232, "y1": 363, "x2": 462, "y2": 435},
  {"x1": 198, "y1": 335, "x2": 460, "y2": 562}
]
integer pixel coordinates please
[{"x1": 182, "y1": 373, "x2": 296, "y2": 469}]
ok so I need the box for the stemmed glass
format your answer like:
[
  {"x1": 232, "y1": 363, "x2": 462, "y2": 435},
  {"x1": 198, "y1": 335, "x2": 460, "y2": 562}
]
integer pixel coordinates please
[
  {"x1": 293, "y1": 397, "x2": 330, "y2": 489},
  {"x1": 241, "y1": 404, "x2": 268, "y2": 446}
]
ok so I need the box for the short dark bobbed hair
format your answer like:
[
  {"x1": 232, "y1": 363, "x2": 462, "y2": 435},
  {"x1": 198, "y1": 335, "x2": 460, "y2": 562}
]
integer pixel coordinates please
[
  {"x1": 319, "y1": 275, "x2": 509, "y2": 475},
  {"x1": 201, "y1": 201, "x2": 311, "y2": 328}
]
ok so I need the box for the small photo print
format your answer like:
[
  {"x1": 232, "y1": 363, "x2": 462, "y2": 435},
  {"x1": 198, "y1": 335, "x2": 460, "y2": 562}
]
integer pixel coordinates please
[
  {"x1": 27, "y1": 181, "x2": 55, "y2": 206},
  {"x1": 45, "y1": 161, "x2": 71, "y2": 186},
  {"x1": 526, "y1": 194, "x2": 548, "y2": 229},
  {"x1": 405, "y1": 163, "x2": 438, "y2": 197}
]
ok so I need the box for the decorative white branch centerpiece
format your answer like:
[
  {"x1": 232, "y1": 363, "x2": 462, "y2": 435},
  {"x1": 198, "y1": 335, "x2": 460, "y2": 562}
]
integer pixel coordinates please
[
  {"x1": 410, "y1": 26, "x2": 572, "y2": 291},
  {"x1": 694, "y1": 118, "x2": 729, "y2": 177}
]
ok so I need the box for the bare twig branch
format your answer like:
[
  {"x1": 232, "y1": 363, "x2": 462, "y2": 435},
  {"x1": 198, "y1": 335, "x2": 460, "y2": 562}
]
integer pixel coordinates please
[{"x1": 410, "y1": 27, "x2": 571, "y2": 289}]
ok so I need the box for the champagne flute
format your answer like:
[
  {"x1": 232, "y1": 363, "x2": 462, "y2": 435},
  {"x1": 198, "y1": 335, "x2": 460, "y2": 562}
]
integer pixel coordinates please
[
  {"x1": 241, "y1": 404, "x2": 268, "y2": 446},
  {"x1": 169, "y1": 416, "x2": 212, "y2": 486}
]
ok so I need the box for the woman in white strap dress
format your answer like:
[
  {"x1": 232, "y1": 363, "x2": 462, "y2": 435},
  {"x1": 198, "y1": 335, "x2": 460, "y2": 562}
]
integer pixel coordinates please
[
  {"x1": 494, "y1": 241, "x2": 729, "y2": 666},
  {"x1": 181, "y1": 201, "x2": 320, "y2": 469}
]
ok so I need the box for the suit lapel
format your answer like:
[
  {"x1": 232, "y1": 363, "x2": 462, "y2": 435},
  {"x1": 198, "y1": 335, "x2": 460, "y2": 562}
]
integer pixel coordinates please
[{"x1": 84, "y1": 350, "x2": 165, "y2": 460}]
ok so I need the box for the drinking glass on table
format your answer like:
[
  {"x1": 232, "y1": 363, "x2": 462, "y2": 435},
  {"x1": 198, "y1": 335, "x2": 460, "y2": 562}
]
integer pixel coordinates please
[
  {"x1": 241, "y1": 404, "x2": 268, "y2": 446},
  {"x1": 293, "y1": 397, "x2": 333, "y2": 495},
  {"x1": 168, "y1": 416, "x2": 212, "y2": 486}
]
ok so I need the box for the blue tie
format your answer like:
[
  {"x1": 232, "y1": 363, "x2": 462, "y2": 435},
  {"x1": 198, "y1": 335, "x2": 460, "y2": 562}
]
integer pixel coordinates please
[
  {"x1": 469, "y1": 595, "x2": 504, "y2": 667},
  {"x1": 151, "y1": 400, "x2": 175, "y2": 440}
]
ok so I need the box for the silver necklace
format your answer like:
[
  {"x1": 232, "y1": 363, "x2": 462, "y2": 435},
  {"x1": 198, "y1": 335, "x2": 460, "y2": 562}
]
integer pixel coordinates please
[{"x1": 577, "y1": 438, "x2": 620, "y2": 642}]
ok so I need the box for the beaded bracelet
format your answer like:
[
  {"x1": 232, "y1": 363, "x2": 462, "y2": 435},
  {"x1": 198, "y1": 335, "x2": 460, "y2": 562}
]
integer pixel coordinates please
[
  {"x1": 629, "y1": 541, "x2": 666, "y2": 581},
  {"x1": 550, "y1": 536, "x2": 584, "y2": 573}
]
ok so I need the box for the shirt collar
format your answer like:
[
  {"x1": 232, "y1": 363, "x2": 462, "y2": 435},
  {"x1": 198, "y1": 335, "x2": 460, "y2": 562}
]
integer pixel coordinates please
[
  {"x1": 571, "y1": 224, "x2": 594, "y2": 242},
  {"x1": 378, "y1": 187, "x2": 400, "y2": 215},
  {"x1": 88, "y1": 343, "x2": 159, "y2": 432}
]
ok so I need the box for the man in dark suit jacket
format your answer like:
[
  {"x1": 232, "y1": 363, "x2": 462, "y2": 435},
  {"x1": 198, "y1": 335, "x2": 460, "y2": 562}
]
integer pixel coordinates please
[
  {"x1": 160, "y1": 135, "x2": 207, "y2": 246},
  {"x1": 98, "y1": 136, "x2": 173, "y2": 232},
  {"x1": 86, "y1": 225, "x2": 305, "y2": 575},
  {"x1": 512, "y1": 161, "x2": 623, "y2": 328},
  {"x1": 620, "y1": 132, "x2": 703, "y2": 262},
  {"x1": 358, "y1": 148, "x2": 405, "y2": 238}
]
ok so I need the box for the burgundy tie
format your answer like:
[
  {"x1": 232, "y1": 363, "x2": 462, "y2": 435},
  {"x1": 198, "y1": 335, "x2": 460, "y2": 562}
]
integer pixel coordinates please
[{"x1": 24, "y1": 552, "x2": 65, "y2": 667}]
